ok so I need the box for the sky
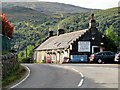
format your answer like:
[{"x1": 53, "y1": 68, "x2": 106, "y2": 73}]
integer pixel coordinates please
[{"x1": 2, "y1": 0, "x2": 120, "y2": 9}]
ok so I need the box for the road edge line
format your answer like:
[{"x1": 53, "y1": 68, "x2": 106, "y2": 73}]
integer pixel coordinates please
[
  {"x1": 71, "y1": 68, "x2": 84, "y2": 87},
  {"x1": 10, "y1": 65, "x2": 31, "y2": 89}
]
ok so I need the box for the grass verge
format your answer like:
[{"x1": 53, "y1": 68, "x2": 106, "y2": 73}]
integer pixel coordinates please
[{"x1": 2, "y1": 65, "x2": 26, "y2": 87}]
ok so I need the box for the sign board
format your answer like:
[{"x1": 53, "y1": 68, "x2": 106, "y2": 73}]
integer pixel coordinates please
[
  {"x1": 78, "y1": 41, "x2": 90, "y2": 52},
  {"x1": 71, "y1": 55, "x2": 88, "y2": 62}
]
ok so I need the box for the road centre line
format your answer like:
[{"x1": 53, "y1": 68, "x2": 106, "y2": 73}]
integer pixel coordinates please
[
  {"x1": 49, "y1": 65, "x2": 84, "y2": 87},
  {"x1": 71, "y1": 68, "x2": 84, "y2": 87},
  {"x1": 78, "y1": 78, "x2": 84, "y2": 87},
  {"x1": 52, "y1": 65, "x2": 84, "y2": 87}
]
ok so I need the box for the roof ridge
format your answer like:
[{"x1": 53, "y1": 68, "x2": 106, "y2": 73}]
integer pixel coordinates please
[
  {"x1": 59, "y1": 29, "x2": 88, "y2": 36},
  {"x1": 67, "y1": 29, "x2": 88, "y2": 47},
  {"x1": 35, "y1": 29, "x2": 89, "y2": 51}
]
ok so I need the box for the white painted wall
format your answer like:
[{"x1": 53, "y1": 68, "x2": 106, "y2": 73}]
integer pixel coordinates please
[{"x1": 57, "y1": 53, "x2": 60, "y2": 62}]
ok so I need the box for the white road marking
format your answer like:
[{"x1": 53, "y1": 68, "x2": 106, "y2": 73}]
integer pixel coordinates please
[
  {"x1": 78, "y1": 78, "x2": 84, "y2": 87},
  {"x1": 79, "y1": 72, "x2": 84, "y2": 78},
  {"x1": 47, "y1": 64, "x2": 84, "y2": 87},
  {"x1": 71, "y1": 68, "x2": 84, "y2": 87},
  {"x1": 10, "y1": 65, "x2": 31, "y2": 89},
  {"x1": 72, "y1": 68, "x2": 79, "y2": 73}
]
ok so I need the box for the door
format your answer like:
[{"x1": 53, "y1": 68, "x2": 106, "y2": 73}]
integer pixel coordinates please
[
  {"x1": 92, "y1": 46, "x2": 100, "y2": 53},
  {"x1": 94, "y1": 47, "x2": 100, "y2": 53},
  {"x1": 105, "y1": 52, "x2": 115, "y2": 63}
]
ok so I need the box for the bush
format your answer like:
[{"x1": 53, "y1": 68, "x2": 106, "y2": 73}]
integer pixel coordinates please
[{"x1": 20, "y1": 57, "x2": 33, "y2": 63}]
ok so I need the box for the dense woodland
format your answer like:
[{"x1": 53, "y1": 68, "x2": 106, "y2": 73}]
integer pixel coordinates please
[{"x1": 2, "y1": 2, "x2": 120, "y2": 60}]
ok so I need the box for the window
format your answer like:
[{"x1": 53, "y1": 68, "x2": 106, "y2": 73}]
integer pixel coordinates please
[
  {"x1": 97, "y1": 53, "x2": 103, "y2": 55},
  {"x1": 105, "y1": 52, "x2": 112, "y2": 55},
  {"x1": 97, "y1": 52, "x2": 106, "y2": 55}
]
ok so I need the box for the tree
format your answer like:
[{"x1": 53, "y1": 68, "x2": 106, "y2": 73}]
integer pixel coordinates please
[
  {"x1": 105, "y1": 25, "x2": 119, "y2": 52},
  {"x1": 105, "y1": 25, "x2": 118, "y2": 42},
  {"x1": 27, "y1": 45, "x2": 34, "y2": 58},
  {"x1": 18, "y1": 51, "x2": 24, "y2": 61}
]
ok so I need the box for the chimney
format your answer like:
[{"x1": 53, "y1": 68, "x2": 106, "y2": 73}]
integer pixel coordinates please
[
  {"x1": 48, "y1": 27, "x2": 54, "y2": 37},
  {"x1": 48, "y1": 31, "x2": 53, "y2": 37},
  {"x1": 57, "y1": 29, "x2": 65, "y2": 36},
  {"x1": 89, "y1": 13, "x2": 96, "y2": 28},
  {"x1": 57, "y1": 23, "x2": 65, "y2": 35}
]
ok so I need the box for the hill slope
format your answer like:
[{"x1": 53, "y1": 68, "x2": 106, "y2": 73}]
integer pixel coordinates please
[
  {"x1": 53, "y1": 7, "x2": 119, "y2": 34},
  {"x1": 3, "y1": 5, "x2": 49, "y2": 23},
  {"x1": 2, "y1": 3, "x2": 119, "y2": 57},
  {"x1": 2, "y1": 2, "x2": 98, "y2": 14}
]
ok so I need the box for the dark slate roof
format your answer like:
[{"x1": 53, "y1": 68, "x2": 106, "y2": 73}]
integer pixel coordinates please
[{"x1": 35, "y1": 29, "x2": 88, "y2": 51}]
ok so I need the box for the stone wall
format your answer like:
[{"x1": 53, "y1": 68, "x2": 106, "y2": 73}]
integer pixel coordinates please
[{"x1": 1, "y1": 53, "x2": 19, "y2": 78}]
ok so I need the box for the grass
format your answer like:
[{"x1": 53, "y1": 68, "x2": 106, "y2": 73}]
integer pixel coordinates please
[
  {"x1": 2, "y1": 64, "x2": 26, "y2": 87},
  {"x1": 0, "y1": 77, "x2": 1, "y2": 89}
]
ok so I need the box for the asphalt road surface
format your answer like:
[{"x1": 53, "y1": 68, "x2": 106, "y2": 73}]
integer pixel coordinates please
[
  {"x1": 12, "y1": 64, "x2": 81, "y2": 88},
  {"x1": 61, "y1": 64, "x2": 119, "y2": 88},
  {"x1": 10, "y1": 64, "x2": 119, "y2": 89}
]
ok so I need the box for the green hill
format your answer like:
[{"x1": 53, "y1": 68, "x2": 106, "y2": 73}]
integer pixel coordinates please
[
  {"x1": 3, "y1": 2, "x2": 98, "y2": 14},
  {"x1": 2, "y1": 2, "x2": 119, "y2": 57},
  {"x1": 53, "y1": 7, "x2": 119, "y2": 34},
  {"x1": 3, "y1": 6, "x2": 49, "y2": 23}
]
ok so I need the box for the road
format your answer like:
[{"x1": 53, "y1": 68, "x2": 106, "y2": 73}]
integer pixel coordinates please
[
  {"x1": 61, "y1": 64, "x2": 119, "y2": 88},
  {"x1": 12, "y1": 64, "x2": 81, "y2": 88},
  {"x1": 10, "y1": 64, "x2": 119, "y2": 89}
]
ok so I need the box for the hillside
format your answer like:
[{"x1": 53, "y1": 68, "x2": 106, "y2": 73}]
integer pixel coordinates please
[
  {"x1": 2, "y1": 4, "x2": 68, "y2": 52},
  {"x1": 2, "y1": 6, "x2": 49, "y2": 23},
  {"x1": 53, "y1": 7, "x2": 119, "y2": 35},
  {"x1": 2, "y1": 2, "x2": 119, "y2": 58},
  {"x1": 2, "y1": 2, "x2": 98, "y2": 14}
]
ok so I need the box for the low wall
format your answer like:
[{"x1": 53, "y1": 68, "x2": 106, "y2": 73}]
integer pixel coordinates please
[{"x1": 1, "y1": 53, "x2": 19, "y2": 78}]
